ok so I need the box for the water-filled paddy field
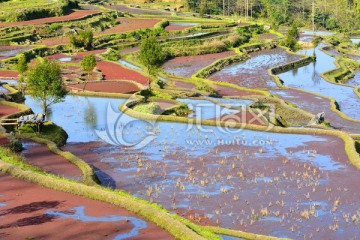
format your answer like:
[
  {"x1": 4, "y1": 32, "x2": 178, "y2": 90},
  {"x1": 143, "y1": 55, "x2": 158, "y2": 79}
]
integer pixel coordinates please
[{"x1": 24, "y1": 95, "x2": 360, "y2": 239}]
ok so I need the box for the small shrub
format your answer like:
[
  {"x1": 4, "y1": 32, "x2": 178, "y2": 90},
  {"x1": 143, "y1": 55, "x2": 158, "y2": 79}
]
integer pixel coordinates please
[
  {"x1": 49, "y1": 23, "x2": 62, "y2": 33},
  {"x1": 19, "y1": 122, "x2": 68, "y2": 147},
  {"x1": 9, "y1": 139, "x2": 23, "y2": 152},
  {"x1": 133, "y1": 102, "x2": 163, "y2": 115}
]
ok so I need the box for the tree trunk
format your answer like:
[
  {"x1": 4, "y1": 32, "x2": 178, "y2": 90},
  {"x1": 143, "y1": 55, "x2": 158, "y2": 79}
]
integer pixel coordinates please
[
  {"x1": 223, "y1": 0, "x2": 225, "y2": 15},
  {"x1": 148, "y1": 68, "x2": 151, "y2": 93},
  {"x1": 83, "y1": 71, "x2": 90, "y2": 92},
  {"x1": 42, "y1": 99, "x2": 47, "y2": 119}
]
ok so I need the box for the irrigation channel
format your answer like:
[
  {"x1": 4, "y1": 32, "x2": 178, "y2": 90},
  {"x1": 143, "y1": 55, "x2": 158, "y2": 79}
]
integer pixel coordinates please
[{"x1": 25, "y1": 94, "x2": 360, "y2": 240}]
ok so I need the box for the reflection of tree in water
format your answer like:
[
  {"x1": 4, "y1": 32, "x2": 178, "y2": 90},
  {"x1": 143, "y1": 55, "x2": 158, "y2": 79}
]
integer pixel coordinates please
[
  {"x1": 311, "y1": 60, "x2": 322, "y2": 85},
  {"x1": 45, "y1": 108, "x2": 53, "y2": 120},
  {"x1": 301, "y1": 61, "x2": 321, "y2": 85},
  {"x1": 84, "y1": 99, "x2": 97, "y2": 128},
  {"x1": 291, "y1": 67, "x2": 298, "y2": 77}
]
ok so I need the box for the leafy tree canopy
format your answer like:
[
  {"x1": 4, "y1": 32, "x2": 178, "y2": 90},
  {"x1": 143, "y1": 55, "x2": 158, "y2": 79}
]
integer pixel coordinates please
[{"x1": 27, "y1": 58, "x2": 67, "y2": 116}]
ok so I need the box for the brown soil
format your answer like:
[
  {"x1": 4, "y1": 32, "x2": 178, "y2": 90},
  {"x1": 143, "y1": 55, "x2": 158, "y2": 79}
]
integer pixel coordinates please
[
  {"x1": 0, "y1": 10, "x2": 99, "y2": 27},
  {"x1": 0, "y1": 71, "x2": 18, "y2": 79},
  {"x1": 162, "y1": 51, "x2": 236, "y2": 78},
  {"x1": 256, "y1": 33, "x2": 280, "y2": 40},
  {"x1": 21, "y1": 140, "x2": 82, "y2": 181},
  {"x1": 67, "y1": 81, "x2": 140, "y2": 94},
  {"x1": 237, "y1": 22, "x2": 249, "y2": 26},
  {"x1": 96, "y1": 61, "x2": 148, "y2": 85},
  {"x1": 0, "y1": 174, "x2": 175, "y2": 240},
  {"x1": 95, "y1": 18, "x2": 161, "y2": 36},
  {"x1": 120, "y1": 47, "x2": 140, "y2": 55},
  {"x1": 40, "y1": 36, "x2": 70, "y2": 47}
]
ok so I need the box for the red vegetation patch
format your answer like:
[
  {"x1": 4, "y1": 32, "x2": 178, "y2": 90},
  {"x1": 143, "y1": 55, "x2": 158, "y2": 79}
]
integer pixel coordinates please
[
  {"x1": 46, "y1": 49, "x2": 106, "y2": 63},
  {"x1": 0, "y1": 70, "x2": 18, "y2": 79},
  {"x1": 21, "y1": 140, "x2": 82, "y2": 180},
  {"x1": 67, "y1": 81, "x2": 140, "y2": 94},
  {"x1": 213, "y1": 85, "x2": 256, "y2": 97},
  {"x1": 108, "y1": 5, "x2": 171, "y2": 16},
  {"x1": 0, "y1": 10, "x2": 99, "y2": 27},
  {"x1": 0, "y1": 136, "x2": 10, "y2": 146},
  {"x1": 120, "y1": 47, "x2": 140, "y2": 54},
  {"x1": 0, "y1": 174, "x2": 174, "y2": 240},
  {"x1": 95, "y1": 18, "x2": 161, "y2": 36},
  {"x1": 172, "y1": 81, "x2": 195, "y2": 89},
  {"x1": 96, "y1": 61, "x2": 147, "y2": 85},
  {"x1": 256, "y1": 33, "x2": 280, "y2": 40},
  {"x1": 0, "y1": 103, "x2": 19, "y2": 118}
]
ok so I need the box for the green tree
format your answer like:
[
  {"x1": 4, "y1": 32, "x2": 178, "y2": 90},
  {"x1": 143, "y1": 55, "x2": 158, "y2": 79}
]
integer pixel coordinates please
[
  {"x1": 283, "y1": 24, "x2": 299, "y2": 51},
  {"x1": 139, "y1": 35, "x2": 166, "y2": 92},
  {"x1": 16, "y1": 54, "x2": 28, "y2": 95},
  {"x1": 80, "y1": 54, "x2": 96, "y2": 91},
  {"x1": 27, "y1": 58, "x2": 67, "y2": 117},
  {"x1": 311, "y1": 35, "x2": 322, "y2": 57},
  {"x1": 70, "y1": 29, "x2": 93, "y2": 50}
]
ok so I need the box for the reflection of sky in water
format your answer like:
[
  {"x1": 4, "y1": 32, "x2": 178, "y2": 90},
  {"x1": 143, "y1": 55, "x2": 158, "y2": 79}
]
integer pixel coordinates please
[
  {"x1": 169, "y1": 22, "x2": 199, "y2": 27},
  {"x1": 25, "y1": 95, "x2": 339, "y2": 166},
  {"x1": 25, "y1": 95, "x2": 126, "y2": 143},
  {"x1": 277, "y1": 44, "x2": 360, "y2": 120},
  {"x1": 351, "y1": 38, "x2": 360, "y2": 45},
  {"x1": 118, "y1": 60, "x2": 142, "y2": 71},
  {"x1": 299, "y1": 30, "x2": 335, "y2": 42},
  {"x1": 209, "y1": 48, "x2": 300, "y2": 89},
  {"x1": 220, "y1": 235, "x2": 245, "y2": 240},
  {"x1": 58, "y1": 57, "x2": 72, "y2": 62},
  {"x1": 24, "y1": 95, "x2": 356, "y2": 239},
  {"x1": 168, "y1": 32, "x2": 207, "y2": 40},
  {"x1": 46, "y1": 206, "x2": 146, "y2": 240},
  {"x1": 0, "y1": 47, "x2": 32, "y2": 57},
  {"x1": 0, "y1": 79, "x2": 18, "y2": 85}
]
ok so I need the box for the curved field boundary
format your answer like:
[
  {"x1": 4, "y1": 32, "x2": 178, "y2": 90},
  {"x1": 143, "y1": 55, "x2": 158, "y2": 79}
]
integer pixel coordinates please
[
  {"x1": 0, "y1": 100, "x2": 97, "y2": 185},
  {"x1": 320, "y1": 47, "x2": 360, "y2": 99},
  {"x1": 66, "y1": 80, "x2": 144, "y2": 93},
  {"x1": 0, "y1": 98, "x2": 216, "y2": 239},
  {"x1": 194, "y1": 53, "x2": 249, "y2": 79},
  {"x1": 18, "y1": 135, "x2": 98, "y2": 186},
  {"x1": 0, "y1": 144, "x2": 291, "y2": 240},
  {"x1": 269, "y1": 48, "x2": 360, "y2": 124},
  {"x1": 0, "y1": 10, "x2": 101, "y2": 28},
  {"x1": 120, "y1": 100, "x2": 360, "y2": 170},
  {"x1": 203, "y1": 226, "x2": 290, "y2": 240},
  {"x1": 0, "y1": 159, "x2": 215, "y2": 240}
]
